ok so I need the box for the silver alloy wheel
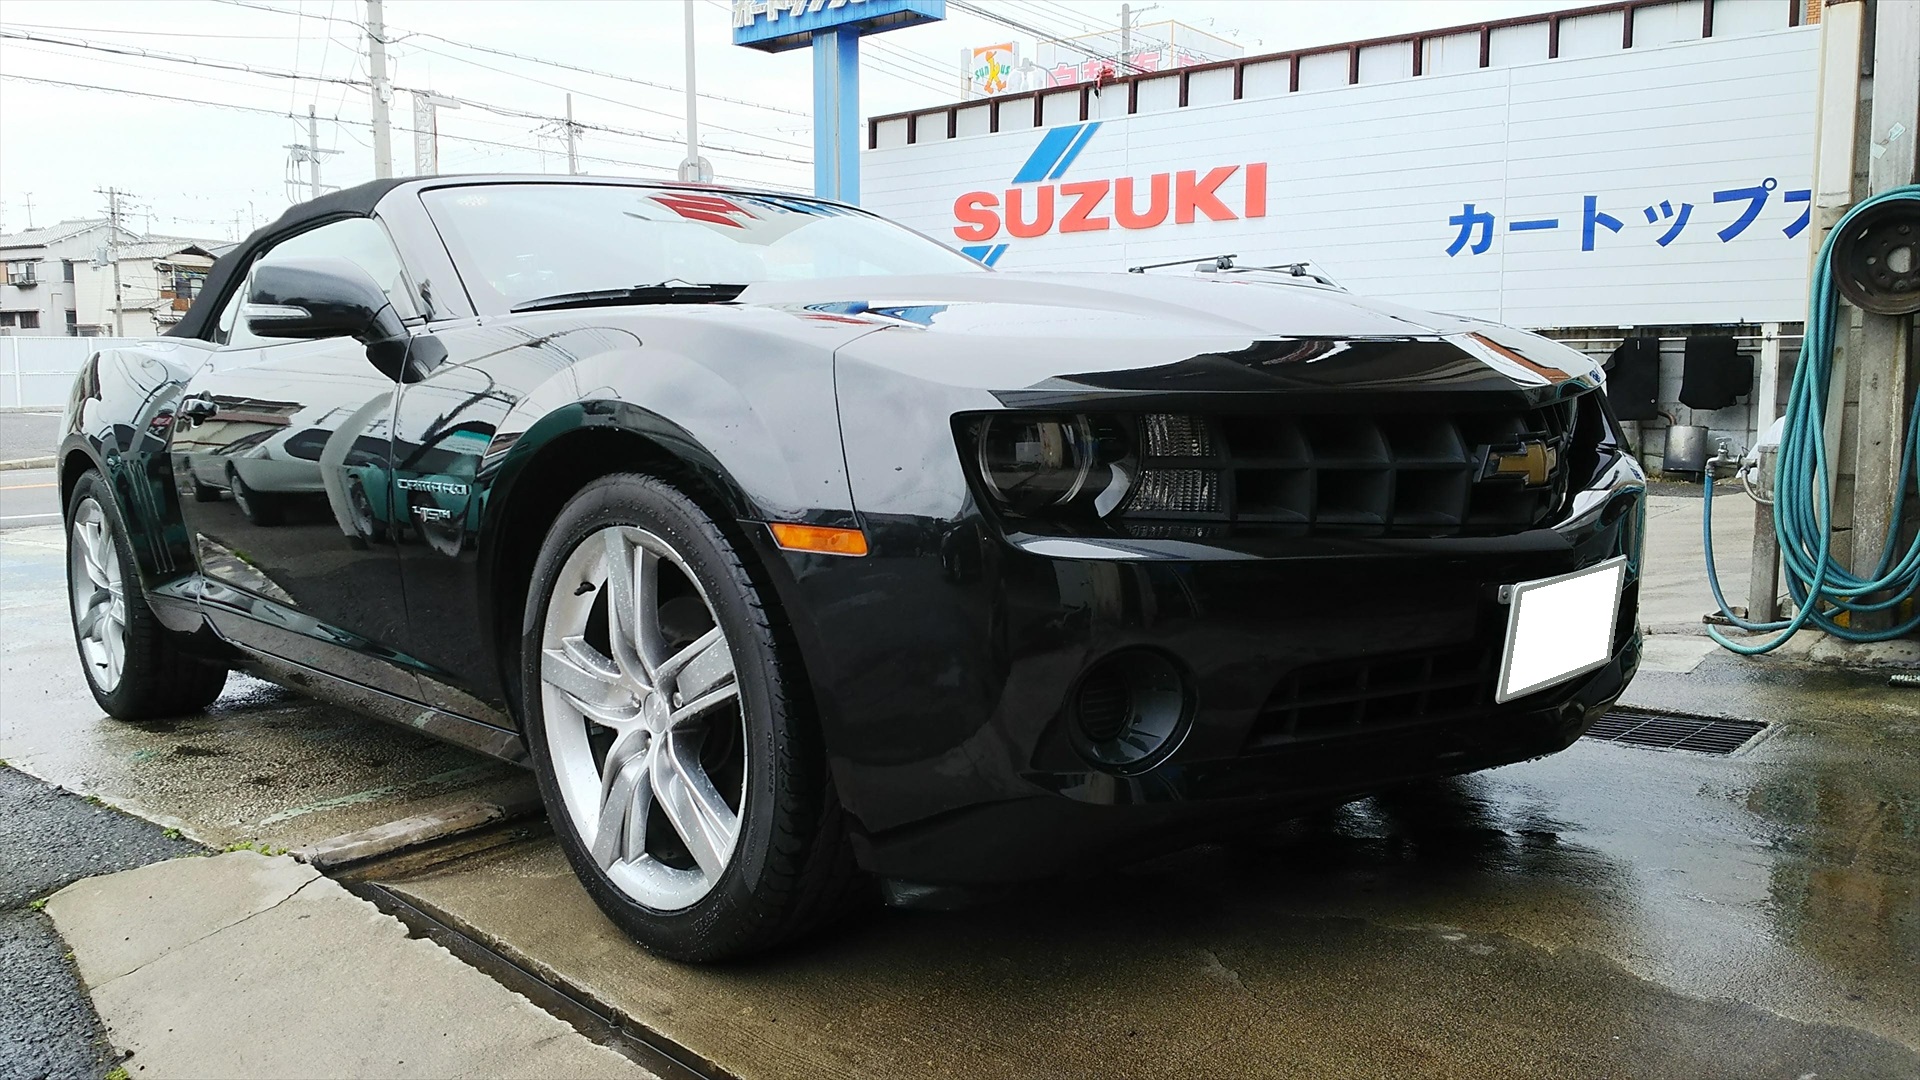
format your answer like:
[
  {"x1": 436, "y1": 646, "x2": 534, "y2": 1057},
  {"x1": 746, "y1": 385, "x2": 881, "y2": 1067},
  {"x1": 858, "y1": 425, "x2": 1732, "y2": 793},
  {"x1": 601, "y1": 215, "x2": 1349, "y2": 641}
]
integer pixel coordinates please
[
  {"x1": 69, "y1": 498, "x2": 128, "y2": 693},
  {"x1": 540, "y1": 525, "x2": 746, "y2": 911}
]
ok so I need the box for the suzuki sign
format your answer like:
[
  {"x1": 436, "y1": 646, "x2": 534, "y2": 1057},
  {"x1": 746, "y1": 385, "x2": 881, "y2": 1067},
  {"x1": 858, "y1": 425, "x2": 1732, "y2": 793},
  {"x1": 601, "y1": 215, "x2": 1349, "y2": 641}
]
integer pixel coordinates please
[{"x1": 863, "y1": 27, "x2": 1821, "y2": 329}]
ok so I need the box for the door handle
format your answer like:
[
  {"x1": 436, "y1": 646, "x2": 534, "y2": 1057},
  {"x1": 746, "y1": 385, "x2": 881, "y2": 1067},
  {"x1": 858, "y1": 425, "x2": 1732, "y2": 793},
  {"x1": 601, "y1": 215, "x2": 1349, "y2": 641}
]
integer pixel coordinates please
[{"x1": 180, "y1": 394, "x2": 219, "y2": 421}]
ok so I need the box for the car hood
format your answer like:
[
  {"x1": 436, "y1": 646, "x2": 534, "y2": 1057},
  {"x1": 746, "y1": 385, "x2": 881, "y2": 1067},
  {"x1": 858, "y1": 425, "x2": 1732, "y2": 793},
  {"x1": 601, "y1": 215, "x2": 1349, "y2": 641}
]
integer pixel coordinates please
[
  {"x1": 738, "y1": 270, "x2": 1477, "y2": 338},
  {"x1": 735, "y1": 272, "x2": 1600, "y2": 398}
]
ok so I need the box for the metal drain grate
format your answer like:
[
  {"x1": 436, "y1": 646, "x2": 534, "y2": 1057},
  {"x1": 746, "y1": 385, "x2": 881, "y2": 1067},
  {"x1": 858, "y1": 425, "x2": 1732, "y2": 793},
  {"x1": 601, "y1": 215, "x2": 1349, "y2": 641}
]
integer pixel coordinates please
[{"x1": 1585, "y1": 710, "x2": 1766, "y2": 754}]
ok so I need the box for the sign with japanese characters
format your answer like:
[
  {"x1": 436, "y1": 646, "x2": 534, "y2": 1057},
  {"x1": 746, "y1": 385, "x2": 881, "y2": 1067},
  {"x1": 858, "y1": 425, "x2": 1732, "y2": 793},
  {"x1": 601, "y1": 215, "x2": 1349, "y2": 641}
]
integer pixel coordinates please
[{"x1": 863, "y1": 27, "x2": 1819, "y2": 328}]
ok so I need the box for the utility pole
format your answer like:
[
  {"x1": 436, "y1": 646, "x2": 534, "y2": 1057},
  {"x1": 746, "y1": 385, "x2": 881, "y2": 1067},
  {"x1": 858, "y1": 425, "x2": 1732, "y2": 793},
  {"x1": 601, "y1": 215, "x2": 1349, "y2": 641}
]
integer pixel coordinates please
[
  {"x1": 1119, "y1": 3, "x2": 1158, "y2": 70},
  {"x1": 565, "y1": 93, "x2": 579, "y2": 175},
  {"x1": 367, "y1": 0, "x2": 393, "y2": 178},
  {"x1": 307, "y1": 107, "x2": 322, "y2": 199},
  {"x1": 1847, "y1": 0, "x2": 1919, "y2": 629},
  {"x1": 284, "y1": 108, "x2": 341, "y2": 201},
  {"x1": 678, "y1": 0, "x2": 711, "y2": 183},
  {"x1": 20, "y1": 193, "x2": 31, "y2": 229},
  {"x1": 94, "y1": 187, "x2": 132, "y2": 337}
]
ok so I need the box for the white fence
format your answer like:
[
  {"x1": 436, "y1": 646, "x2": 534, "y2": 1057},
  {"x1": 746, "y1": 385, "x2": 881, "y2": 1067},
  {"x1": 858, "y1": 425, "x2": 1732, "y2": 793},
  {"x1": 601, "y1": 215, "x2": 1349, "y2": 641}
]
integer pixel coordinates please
[{"x1": 0, "y1": 336, "x2": 143, "y2": 410}]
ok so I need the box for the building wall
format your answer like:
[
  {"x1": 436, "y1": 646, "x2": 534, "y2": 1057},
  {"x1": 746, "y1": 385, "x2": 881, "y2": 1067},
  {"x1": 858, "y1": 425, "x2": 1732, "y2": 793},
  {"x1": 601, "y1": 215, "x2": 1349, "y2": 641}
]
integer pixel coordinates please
[
  {"x1": 0, "y1": 223, "x2": 141, "y2": 335},
  {"x1": 864, "y1": 25, "x2": 1820, "y2": 329}
]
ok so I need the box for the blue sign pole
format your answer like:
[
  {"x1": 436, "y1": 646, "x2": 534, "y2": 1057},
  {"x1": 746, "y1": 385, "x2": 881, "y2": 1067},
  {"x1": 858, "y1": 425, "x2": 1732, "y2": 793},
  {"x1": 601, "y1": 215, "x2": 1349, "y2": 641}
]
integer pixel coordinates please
[
  {"x1": 732, "y1": 0, "x2": 946, "y2": 205},
  {"x1": 813, "y1": 27, "x2": 861, "y2": 202}
]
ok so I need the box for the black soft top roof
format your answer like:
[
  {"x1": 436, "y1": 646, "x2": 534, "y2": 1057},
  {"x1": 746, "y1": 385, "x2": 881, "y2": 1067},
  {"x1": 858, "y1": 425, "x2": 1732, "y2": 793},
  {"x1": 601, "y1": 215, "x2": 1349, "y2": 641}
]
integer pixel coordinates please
[
  {"x1": 166, "y1": 176, "x2": 414, "y2": 339},
  {"x1": 167, "y1": 174, "x2": 855, "y2": 340}
]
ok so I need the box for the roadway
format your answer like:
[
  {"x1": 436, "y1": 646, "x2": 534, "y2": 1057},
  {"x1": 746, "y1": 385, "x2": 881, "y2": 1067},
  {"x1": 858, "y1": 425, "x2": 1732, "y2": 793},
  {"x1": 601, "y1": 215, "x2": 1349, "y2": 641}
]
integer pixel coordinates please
[
  {"x1": 0, "y1": 502, "x2": 1914, "y2": 1077},
  {"x1": 1, "y1": 468, "x2": 59, "y2": 531}
]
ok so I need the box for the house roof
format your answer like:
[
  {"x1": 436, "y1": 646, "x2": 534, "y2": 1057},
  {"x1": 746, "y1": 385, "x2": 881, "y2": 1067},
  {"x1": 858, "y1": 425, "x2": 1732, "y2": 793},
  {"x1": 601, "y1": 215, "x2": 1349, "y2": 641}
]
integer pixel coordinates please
[
  {"x1": 1, "y1": 222, "x2": 222, "y2": 259},
  {"x1": 117, "y1": 239, "x2": 220, "y2": 262},
  {"x1": 0, "y1": 218, "x2": 115, "y2": 251}
]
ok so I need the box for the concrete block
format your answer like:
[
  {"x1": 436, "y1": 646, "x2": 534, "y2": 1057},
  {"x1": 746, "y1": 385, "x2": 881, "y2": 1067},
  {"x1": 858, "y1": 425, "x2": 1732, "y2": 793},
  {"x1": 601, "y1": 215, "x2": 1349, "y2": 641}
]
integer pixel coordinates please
[
  {"x1": 45, "y1": 852, "x2": 648, "y2": 1079},
  {"x1": 46, "y1": 850, "x2": 318, "y2": 987}
]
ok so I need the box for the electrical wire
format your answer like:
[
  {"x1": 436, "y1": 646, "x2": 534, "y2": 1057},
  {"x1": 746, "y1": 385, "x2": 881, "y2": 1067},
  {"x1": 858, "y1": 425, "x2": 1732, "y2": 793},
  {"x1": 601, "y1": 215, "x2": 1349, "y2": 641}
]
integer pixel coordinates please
[
  {"x1": 208, "y1": 0, "x2": 812, "y2": 119},
  {"x1": 0, "y1": 73, "x2": 801, "y2": 188},
  {"x1": 0, "y1": 31, "x2": 809, "y2": 166},
  {"x1": 0, "y1": 28, "x2": 367, "y2": 87},
  {"x1": 1702, "y1": 184, "x2": 1920, "y2": 652},
  {"x1": 948, "y1": 0, "x2": 1144, "y2": 72}
]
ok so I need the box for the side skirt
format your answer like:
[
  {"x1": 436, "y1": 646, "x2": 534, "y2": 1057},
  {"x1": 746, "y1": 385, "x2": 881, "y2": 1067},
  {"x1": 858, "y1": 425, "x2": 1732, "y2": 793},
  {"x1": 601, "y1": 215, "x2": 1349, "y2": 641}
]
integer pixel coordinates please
[{"x1": 230, "y1": 645, "x2": 529, "y2": 766}]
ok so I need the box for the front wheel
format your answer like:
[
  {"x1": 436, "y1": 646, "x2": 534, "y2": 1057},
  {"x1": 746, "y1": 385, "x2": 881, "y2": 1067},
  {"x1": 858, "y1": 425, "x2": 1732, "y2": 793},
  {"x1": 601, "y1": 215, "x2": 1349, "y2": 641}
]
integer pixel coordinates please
[
  {"x1": 67, "y1": 471, "x2": 228, "y2": 719},
  {"x1": 521, "y1": 473, "x2": 861, "y2": 961},
  {"x1": 227, "y1": 465, "x2": 279, "y2": 526}
]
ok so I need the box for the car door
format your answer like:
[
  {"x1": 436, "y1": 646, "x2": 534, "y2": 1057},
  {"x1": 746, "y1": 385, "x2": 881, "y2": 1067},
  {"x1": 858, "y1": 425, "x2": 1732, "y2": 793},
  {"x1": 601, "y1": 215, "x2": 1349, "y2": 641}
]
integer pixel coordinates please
[{"x1": 172, "y1": 218, "x2": 422, "y2": 700}]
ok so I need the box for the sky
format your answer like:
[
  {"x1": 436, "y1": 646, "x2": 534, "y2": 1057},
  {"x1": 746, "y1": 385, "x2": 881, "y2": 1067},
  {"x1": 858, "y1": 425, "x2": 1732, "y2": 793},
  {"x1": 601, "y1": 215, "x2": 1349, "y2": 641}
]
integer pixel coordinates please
[{"x1": 0, "y1": 0, "x2": 1580, "y2": 242}]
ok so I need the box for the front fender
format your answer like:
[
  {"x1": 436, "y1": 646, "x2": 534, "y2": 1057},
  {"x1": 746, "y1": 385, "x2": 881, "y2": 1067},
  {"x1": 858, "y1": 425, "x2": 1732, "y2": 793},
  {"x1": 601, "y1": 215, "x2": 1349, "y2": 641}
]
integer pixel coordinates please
[{"x1": 57, "y1": 339, "x2": 215, "y2": 593}]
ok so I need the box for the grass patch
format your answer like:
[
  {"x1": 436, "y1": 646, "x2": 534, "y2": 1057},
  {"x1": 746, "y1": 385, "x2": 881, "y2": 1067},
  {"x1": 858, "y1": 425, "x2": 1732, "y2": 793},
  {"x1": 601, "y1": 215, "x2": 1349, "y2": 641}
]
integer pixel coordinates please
[
  {"x1": 221, "y1": 840, "x2": 288, "y2": 857},
  {"x1": 28, "y1": 897, "x2": 47, "y2": 912},
  {"x1": 162, "y1": 828, "x2": 182, "y2": 840}
]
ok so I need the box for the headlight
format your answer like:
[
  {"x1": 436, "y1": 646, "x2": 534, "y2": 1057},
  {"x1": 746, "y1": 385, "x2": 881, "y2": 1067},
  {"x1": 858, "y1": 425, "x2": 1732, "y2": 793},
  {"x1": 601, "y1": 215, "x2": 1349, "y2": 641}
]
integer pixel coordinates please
[{"x1": 970, "y1": 414, "x2": 1135, "y2": 518}]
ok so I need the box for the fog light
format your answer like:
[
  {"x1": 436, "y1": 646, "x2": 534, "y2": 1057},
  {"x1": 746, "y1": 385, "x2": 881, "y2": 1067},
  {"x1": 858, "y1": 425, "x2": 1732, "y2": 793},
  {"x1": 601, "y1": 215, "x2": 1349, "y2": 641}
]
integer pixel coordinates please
[{"x1": 1070, "y1": 649, "x2": 1190, "y2": 770}]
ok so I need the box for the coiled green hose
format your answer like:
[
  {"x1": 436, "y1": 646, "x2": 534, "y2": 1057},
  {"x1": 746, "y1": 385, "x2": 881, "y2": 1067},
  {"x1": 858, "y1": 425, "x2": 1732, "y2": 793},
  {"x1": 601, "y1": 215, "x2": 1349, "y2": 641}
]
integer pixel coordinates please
[{"x1": 1704, "y1": 184, "x2": 1920, "y2": 654}]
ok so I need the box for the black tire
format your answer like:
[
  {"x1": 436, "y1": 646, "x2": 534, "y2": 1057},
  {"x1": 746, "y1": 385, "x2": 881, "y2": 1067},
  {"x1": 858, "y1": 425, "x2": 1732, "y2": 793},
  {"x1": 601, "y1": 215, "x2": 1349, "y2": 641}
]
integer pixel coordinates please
[
  {"x1": 520, "y1": 472, "x2": 864, "y2": 961},
  {"x1": 187, "y1": 468, "x2": 220, "y2": 503},
  {"x1": 66, "y1": 470, "x2": 228, "y2": 719},
  {"x1": 227, "y1": 465, "x2": 280, "y2": 526}
]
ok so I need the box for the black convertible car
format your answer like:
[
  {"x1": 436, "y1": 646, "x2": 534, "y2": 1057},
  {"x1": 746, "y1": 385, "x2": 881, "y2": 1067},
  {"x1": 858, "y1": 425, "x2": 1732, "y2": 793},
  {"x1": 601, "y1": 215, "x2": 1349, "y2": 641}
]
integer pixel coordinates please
[{"x1": 59, "y1": 176, "x2": 1643, "y2": 960}]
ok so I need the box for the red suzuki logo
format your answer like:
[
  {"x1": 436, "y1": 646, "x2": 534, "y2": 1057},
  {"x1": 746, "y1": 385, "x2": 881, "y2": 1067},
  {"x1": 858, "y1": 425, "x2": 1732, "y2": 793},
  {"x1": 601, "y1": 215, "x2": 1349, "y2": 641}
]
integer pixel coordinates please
[{"x1": 954, "y1": 163, "x2": 1268, "y2": 243}]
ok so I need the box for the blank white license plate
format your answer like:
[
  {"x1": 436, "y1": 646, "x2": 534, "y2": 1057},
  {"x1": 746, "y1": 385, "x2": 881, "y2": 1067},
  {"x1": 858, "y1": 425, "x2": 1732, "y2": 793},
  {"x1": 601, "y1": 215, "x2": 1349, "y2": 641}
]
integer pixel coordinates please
[{"x1": 1495, "y1": 556, "x2": 1627, "y2": 704}]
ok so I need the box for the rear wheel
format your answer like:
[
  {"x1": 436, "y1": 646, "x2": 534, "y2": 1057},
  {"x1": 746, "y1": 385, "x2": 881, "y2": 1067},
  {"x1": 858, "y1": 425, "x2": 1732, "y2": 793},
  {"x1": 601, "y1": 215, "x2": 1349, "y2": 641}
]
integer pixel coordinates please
[
  {"x1": 66, "y1": 471, "x2": 228, "y2": 719},
  {"x1": 521, "y1": 472, "x2": 861, "y2": 961}
]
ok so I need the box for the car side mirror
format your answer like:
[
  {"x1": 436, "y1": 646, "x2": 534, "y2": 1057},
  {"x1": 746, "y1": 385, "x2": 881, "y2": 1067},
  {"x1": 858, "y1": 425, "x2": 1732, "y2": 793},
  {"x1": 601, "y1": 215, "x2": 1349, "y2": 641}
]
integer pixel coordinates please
[{"x1": 246, "y1": 256, "x2": 406, "y2": 346}]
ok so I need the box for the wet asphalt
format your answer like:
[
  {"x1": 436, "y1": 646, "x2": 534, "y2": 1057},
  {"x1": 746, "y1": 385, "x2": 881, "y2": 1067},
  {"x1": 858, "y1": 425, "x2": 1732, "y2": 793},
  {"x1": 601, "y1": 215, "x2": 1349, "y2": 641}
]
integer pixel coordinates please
[
  {"x1": 0, "y1": 766, "x2": 204, "y2": 1080},
  {"x1": 0, "y1": 410, "x2": 61, "y2": 463},
  {"x1": 4, "y1": 511, "x2": 1919, "y2": 1077}
]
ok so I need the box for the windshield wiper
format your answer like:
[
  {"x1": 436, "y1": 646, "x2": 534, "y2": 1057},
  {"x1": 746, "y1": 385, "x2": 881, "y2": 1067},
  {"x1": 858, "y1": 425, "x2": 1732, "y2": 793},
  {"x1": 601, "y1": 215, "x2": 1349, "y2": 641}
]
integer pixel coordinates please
[{"x1": 510, "y1": 282, "x2": 747, "y2": 313}]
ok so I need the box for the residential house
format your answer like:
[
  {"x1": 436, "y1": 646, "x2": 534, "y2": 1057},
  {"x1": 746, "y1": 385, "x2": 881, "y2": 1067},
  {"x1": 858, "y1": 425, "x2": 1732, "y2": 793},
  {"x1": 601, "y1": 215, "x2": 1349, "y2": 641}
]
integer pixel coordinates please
[
  {"x1": 1, "y1": 220, "x2": 228, "y2": 336},
  {"x1": 73, "y1": 241, "x2": 223, "y2": 338},
  {"x1": 0, "y1": 218, "x2": 138, "y2": 335}
]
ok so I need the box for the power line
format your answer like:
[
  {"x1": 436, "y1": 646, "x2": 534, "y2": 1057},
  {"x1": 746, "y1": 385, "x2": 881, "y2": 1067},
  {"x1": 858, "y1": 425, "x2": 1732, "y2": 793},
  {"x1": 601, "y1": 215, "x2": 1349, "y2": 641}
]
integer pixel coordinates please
[
  {"x1": 948, "y1": 0, "x2": 1145, "y2": 72},
  {"x1": 393, "y1": 38, "x2": 810, "y2": 151},
  {"x1": 208, "y1": 0, "x2": 813, "y2": 120},
  {"x1": 0, "y1": 30, "x2": 809, "y2": 166},
  {"x1": 0, "y1": 29, "x2": 369, "y2": 88},
  {"x1": 0, "y1": 20, "x2": 309, "y2": 40},
  {"x1": 2, "y1": 73, "x2": 804, "y2": 189}
]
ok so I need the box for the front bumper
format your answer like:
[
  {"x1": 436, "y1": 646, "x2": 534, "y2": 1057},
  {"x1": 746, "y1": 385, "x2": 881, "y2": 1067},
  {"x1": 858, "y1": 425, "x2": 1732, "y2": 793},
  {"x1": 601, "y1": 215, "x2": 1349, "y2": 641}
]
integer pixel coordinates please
[{"x1": 759, "y1": 438, "x2": 1644, "y2": 884}]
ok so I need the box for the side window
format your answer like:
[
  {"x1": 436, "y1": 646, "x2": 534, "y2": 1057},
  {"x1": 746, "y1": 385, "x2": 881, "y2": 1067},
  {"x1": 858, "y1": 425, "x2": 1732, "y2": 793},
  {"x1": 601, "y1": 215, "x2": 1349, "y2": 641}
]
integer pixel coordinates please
[{"x1": 210, "y1": 218, "x2": 420, "y2": 349}]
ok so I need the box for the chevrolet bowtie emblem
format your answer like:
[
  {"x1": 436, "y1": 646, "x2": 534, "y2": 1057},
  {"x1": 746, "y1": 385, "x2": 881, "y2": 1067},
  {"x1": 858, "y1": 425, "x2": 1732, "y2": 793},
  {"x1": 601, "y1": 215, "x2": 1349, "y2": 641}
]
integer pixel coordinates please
[{"x1": 1488, "y1": 441, "x2": 1559, "y2": 486}]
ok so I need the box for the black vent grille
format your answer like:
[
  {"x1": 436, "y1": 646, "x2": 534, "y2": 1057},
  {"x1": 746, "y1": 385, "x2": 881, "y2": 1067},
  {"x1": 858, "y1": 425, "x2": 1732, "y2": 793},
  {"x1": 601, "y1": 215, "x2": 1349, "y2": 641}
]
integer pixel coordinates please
[
  {"x1": 1127, "y1": 397, "x2": 1583, "y2": 536},
  {"x1": 1248, "y1": 643, "x2": 1498, "y2": 749}
]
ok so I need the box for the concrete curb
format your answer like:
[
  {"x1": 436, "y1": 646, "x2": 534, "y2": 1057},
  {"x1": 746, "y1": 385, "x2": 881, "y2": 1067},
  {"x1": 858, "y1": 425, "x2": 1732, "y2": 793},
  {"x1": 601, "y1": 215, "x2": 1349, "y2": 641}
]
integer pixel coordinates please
[
  {"x1": 44, "y1": 852, "x2": 651, "y2": 1078},
  {"x1": 0, "y1": 456, "x2": 55, "y2": 471},
  {"x1": 1643, "y1": 626, "x2": 1920, "y2": 669},
  {"x1": 295, "y1": 791, "x2": 544, "y2": 871}
]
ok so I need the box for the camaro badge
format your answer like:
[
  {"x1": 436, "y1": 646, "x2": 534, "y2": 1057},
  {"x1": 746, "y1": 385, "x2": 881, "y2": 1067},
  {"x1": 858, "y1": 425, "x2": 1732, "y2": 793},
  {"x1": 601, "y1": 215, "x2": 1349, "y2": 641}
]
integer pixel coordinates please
[
  {"x1": 1487, "y1": 441, "x2": 1559, "y2": 486},
  {"x1": 395, "y1": 477, "x2": 468, "y2": 496}
]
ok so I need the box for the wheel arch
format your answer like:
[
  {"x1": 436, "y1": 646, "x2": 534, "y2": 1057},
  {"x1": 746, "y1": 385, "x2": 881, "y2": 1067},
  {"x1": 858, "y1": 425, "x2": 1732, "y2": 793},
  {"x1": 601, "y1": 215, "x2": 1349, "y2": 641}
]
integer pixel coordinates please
[{"x1": 477, "y1": 401, "x2": 816, "y2": 727}]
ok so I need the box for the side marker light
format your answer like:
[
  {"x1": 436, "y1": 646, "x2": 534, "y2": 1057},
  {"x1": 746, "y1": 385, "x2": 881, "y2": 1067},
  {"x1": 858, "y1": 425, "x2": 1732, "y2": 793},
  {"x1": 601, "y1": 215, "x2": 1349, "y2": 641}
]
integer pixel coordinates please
[{"x1": 768, "y1": 522, "x2": 869, "y2": 556}]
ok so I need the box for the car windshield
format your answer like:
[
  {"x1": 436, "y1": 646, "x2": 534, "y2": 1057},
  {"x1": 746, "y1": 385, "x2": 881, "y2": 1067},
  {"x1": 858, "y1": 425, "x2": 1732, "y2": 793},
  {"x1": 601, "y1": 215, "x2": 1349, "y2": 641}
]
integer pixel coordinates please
[{"x1": 420, "y1": 183, "x2": 983, "y2": 310}]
